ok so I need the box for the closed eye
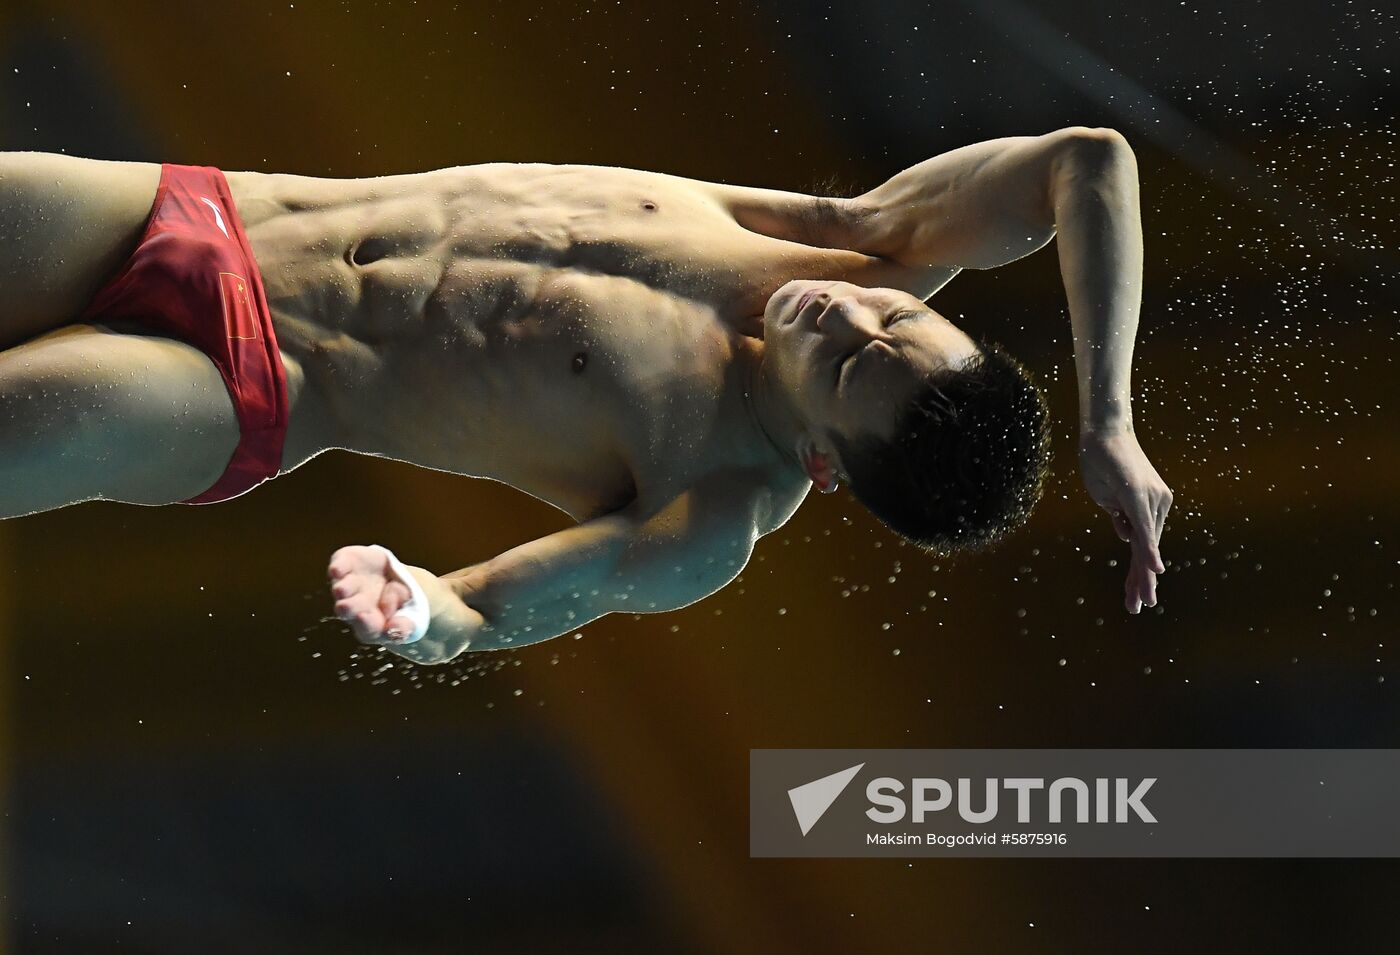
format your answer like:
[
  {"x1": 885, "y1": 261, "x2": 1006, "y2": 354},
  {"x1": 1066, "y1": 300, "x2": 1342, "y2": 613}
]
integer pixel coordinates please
[
  {"x1": 833, "y1": 349, "x2": 850, "y2": 386},
  {"x1": 836, "y1": 345, "x2": 866, "y2": 387},
  {"x1": 835, "y1": 310, "x2": 916, "y2": 387}
]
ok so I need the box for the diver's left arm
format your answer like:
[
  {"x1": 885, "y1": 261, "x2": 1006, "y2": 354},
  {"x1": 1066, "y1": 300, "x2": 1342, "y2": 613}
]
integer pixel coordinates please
[
  {"x1": 850, "y1": 126, "x2": 1173, "y2": 612},
  {"x1": 326, "y1": 473, "x2": 767, "y2": 664}
]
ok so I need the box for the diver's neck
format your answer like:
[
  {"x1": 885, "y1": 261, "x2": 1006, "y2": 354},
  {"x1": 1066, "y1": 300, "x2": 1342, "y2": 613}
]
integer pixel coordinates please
[
  {"x1": 728, "y1": 309, "x2": 766, "y2": 341},
  {"x1": 734, "y1": 340, "x2": 806, "y2": 477}
]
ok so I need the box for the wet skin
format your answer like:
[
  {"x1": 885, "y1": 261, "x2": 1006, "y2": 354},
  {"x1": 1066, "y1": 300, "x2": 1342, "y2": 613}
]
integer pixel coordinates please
[{"x1": 0, "y1": 128, "x2": 1170, "y2": 663}]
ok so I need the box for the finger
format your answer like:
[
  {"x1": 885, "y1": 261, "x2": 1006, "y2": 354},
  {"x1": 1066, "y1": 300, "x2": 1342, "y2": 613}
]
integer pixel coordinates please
[
  {"x1": 330, "y1": 572, "x2": 367, "y2": 601},
  {"x1": 384, "y1": 613, "x2": 418, "y2": 643},
  {"x1": 355, "y1": 622, "x2": 389, "y2": 645},
  {"x1": 377, "y1": 579, "x2": 410, "y2": 613},
  {"x1": 337, "y1": 602, "x2": 387, "y2": 643},
  {"x1": 378, "y1": 581, "x2": 411, "y2": 638},
  {"x1": 1132, "y1": 551, "x2": 1159, "y2": 610},
  {"x1": 328, "y1": 546, "x2": 366, "y2": 578},
  {"x1": 1137, "y1": 560, "x2": 1157, "y2": 609},
  {"x1": 1109, "y1": 509, "x2": 1132, "y2": 543},
  {"x1": 1127, "y1": 500, "x2": 1165, "y2": 575},
  {"x1": 1144, "y1": 542, "x2": 1165, "y2": 576},
  {"x1": 1131, "y1": 498, "x2": 1164, "y2": 574},
  {"x1": 1154, "y1": 495, "x2": 1172, "y2": 555},
  {"x1": 333, "y1": 596, "x2": 360, "y2": 623},
  {"x1": 1123, "y1": 548, "x2": 1139, "y2": 614}
]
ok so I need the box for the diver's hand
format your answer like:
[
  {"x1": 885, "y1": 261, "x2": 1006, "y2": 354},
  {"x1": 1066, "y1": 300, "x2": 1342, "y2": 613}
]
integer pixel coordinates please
[
  {"x1": 327, "y1": 545, "x2": 484, "y2": 664},
  {"x1": 1078, "y1": 428, "x2": 1173, "y2": 614}
]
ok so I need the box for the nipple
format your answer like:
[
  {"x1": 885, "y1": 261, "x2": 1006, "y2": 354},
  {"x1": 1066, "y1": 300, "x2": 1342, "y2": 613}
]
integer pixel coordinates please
[{"x1": 572, "y1": 351, "x2": 589, "y2": 374}]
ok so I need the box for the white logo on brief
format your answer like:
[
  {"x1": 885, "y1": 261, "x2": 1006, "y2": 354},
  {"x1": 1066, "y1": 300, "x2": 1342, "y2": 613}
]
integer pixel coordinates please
[{"x1": 199, "y1": 196, "x2": 230, "y2": 239}]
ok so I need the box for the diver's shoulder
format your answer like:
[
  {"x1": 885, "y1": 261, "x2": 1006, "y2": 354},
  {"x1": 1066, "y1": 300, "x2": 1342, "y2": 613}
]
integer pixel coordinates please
[
  {"x1": 754, "y1": 470, "x2": 812, "y2": 537},
  {"x1": 696, "y1": 464, "x2": 810, "y2": 539},
  {"x1": 639, "y1": 463, "x2": 808, "y2": 539}
]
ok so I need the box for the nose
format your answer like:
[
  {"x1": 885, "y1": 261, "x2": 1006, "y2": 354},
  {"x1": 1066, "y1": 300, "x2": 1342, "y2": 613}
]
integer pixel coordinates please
[{"x1": 816, "y1": 296, "x2": 879, "y2": 343}]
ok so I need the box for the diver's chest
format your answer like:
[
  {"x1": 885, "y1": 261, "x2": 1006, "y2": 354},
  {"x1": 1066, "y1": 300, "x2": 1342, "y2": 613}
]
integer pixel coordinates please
[
  {"x1": 565, "y1": 330, "x2": 732, "y2": 440},
  {"x1": 513, "y1": 321, "x2": 736, "y2": 474},
  {"x1": 496, "y1": 284, "x2": 730, "y2": 394}
]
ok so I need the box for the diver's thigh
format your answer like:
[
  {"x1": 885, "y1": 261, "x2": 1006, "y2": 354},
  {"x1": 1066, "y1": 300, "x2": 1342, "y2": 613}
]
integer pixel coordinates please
[
  {"x1": 0, "y1": 152, "x2": 163, "y2": 349},
  {"x1": 0, "y1": 324, "x2": 241, "y2": 515}
]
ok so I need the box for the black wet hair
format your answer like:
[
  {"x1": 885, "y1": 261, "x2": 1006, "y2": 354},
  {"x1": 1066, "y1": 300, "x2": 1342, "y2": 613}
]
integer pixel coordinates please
[{"x1": 829, "y1": 336, "x2": 1052, "y2": 557}]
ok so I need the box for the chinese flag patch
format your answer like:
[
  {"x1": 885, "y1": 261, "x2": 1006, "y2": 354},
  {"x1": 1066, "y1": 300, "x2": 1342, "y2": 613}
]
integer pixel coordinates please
[{"x1": 219, "y1": 271, "x2": 260, "y2": 340}]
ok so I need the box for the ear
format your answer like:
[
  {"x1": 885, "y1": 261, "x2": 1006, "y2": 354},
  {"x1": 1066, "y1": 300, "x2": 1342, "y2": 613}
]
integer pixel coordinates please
[{"x1": 798, "y1": 435, "x2": 841, "y2": 494}]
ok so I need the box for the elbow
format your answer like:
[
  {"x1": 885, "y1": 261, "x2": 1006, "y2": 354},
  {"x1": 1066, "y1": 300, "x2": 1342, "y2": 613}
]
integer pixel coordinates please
[
  {"x1": 1057, "y1": 126, "x2": 1134, "y2": 168},
  {"x1": 1050, "y1": 128, "x2": 1137, "y2": 205},
  {"x1": 1060, "y1": 125, "x2": 1131, "y2": 147}
]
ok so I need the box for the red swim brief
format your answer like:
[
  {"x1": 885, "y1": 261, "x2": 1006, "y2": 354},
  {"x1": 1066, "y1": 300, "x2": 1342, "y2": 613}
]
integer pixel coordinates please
[{"x1": 79, "y1": 163, "x2": 289, "y2": 504}]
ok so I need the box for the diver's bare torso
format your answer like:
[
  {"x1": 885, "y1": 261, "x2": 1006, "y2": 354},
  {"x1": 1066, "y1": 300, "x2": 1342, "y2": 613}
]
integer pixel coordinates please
[
  {"x1": 10, "y1": 132, "x2": 1164, "y2": 650},
  {"x1": 220, "y1": 161, "x2": 933, "y2": 525},
  {"x1": 1, "y1": 152, "x2": 951, "y2": 526}
]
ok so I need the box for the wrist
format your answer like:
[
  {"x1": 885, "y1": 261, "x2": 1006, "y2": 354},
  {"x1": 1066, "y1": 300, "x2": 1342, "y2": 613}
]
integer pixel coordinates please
[
  {"x1": 401, "y1": 574, "x2": 485, "y2": 662},
  {"x1": 1079, "y1": 417, "x2": 1134, "y2": 444},
  {"x1": 424, "y1": 572, "x2": 475, "y2": 627},
  {"x1": 1079, "y1": 399, "x2": 1133, "y2": 437}
]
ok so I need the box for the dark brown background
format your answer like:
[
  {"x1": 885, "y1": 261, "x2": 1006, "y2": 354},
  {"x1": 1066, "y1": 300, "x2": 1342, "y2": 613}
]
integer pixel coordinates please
[{"x1": 0, "y1": 0, "x2": 1396, "y2": 951}]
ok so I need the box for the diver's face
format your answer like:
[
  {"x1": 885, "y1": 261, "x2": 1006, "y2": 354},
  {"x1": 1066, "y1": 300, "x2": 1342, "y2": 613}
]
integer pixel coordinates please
[{"x1": 763, "y1": 279, "x2": 981, "y2": 453}]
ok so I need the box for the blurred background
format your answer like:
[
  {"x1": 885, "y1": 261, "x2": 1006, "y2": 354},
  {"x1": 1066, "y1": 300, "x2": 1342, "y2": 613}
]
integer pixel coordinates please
[{"x1": 0, "y1": 0, "x2": 1396, "y2": 950}]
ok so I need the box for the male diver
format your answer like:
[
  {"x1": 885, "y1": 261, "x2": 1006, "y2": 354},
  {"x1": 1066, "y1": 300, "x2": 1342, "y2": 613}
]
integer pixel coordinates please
[{"x1": 0, "y1": 127, "x2": 1171, "y2": 664}]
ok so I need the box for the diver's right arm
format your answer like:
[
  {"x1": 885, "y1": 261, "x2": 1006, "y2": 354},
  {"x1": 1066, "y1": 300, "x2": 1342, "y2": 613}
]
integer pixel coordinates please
[{"x1": 851, "y1": 127, "x2": 1171, "y2": 613}]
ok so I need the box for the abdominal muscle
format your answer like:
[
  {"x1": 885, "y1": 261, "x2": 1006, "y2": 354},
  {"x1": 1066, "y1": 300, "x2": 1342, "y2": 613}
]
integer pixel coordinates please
[{"x1": 224, "y1": 165, "x2": 746, "y2": 521}]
